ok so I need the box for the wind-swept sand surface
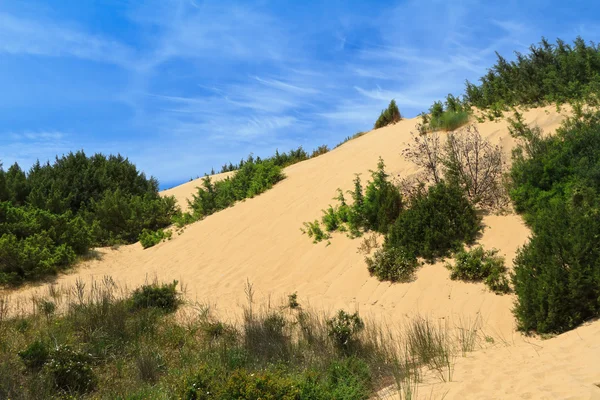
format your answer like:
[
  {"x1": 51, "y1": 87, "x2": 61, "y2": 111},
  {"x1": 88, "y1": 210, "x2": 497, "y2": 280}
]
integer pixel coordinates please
[{"x1": 6, "y1": 105, "x2": 599, "y2": 398}]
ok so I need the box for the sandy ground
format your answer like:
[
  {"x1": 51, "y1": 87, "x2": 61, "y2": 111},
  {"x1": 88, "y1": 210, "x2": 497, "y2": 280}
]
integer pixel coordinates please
[{"x1": 5, "y1": 105, "x2": 599, "y2": 399}]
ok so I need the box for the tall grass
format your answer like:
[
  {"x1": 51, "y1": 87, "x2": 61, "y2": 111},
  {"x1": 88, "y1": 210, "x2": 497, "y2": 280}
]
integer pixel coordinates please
[
  {"x1": 0, "y1": 279, "x2": 487, "y2": 399},
  {"x1": 428, "y1": 110, "x2": 470, "y2": 132}
]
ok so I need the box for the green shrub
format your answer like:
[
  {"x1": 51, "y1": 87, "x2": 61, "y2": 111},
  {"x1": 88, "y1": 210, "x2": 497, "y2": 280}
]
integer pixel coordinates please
[
  {"x1": 138, "y1": 228, "x2": 172, "y2": 249},
  {"x1": 374, "y1": 99, "x2": 402, "y2": 129},
  {"x1": 510, "y1": 110, "x2": 600, "y2": 333},
  {"x1": 447, "y1": 246, "x2": 510, "y2": 293},
  {"x1": 362, "y1": 158, "x2": 403, "y2": 233},
  {"x1": 221, "y1": 369, "x2": 300, "y2": 400},
  {"x1": 324, "y1": 357, "x2": 372, "y2": 400},
  {"x1": 327, "y1": 310, "x2": 364, "y2": 349},
  {"x1": 44, "y1": 345, "x2": 97, "y2": 394},
  {"x1": 387, "y1": 181, "x2": 481, "y2": 261},
  {"x1": 302, "y1": 220, "x2": 329, "y2": 243},
  {"x1": 130, "y1": 281, "x2": 180, "y2": 312},
  {"x1": 365, "y1": 246, "x2": 418, "y2": 283},
  {"x1": 18, "y1": 340, "x2": 49, "y2": 371}
]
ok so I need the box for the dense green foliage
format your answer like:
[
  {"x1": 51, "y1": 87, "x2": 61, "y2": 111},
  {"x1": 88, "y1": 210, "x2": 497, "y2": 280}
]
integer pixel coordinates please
[
  {"x1": 0, "y1": 153, "x2": 176, "y2": 284},
  {"x1": 465, "y1": 37, "x2": 600, "y2": 109},
  {"x1": 386, "y1": 182, "x2": 481, "y2": 262},
  {"x1": 446, "y1": 246, "x2": 510, "y2": 293},
  {"x1": 189, "y1": 156, "x2": 284, "y2": 220},
  {"x1": 0, "y1": 282, "x2": 405, "y2": 399},
  {"x1": 374, "y1": 100, "x2": 402, "y2": 129},
  {"x1": 510, "y1": 110, "x2": 600, "y2": 333}
]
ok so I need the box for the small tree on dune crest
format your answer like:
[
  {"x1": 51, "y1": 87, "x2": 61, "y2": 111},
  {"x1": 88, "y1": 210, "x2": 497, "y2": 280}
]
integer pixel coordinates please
[{"x1": 374, "y1": 99, "x2": 402, "y2": 129}]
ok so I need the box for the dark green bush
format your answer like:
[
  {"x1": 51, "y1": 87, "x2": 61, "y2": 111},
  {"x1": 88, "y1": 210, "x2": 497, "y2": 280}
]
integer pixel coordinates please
[
  {"x1": 374, "y1": 100, "x2": 402, "y2": 129},
  {"x1": 365, "y1": 246, "x2": 418, "y2": 283},
  {"x1": 447, "y1": 246, "x2": 510, "y2": 293},
  {"x1": 0, "y1": 152, "x2": 177, "y2": 285},
  {"x1": 387, "y1": 181, "x2": 481, "y2": 261},
  {"x1": 18, "y1": 340, "x2": 49, "y2": 371},
  {"x1": 327, "y1": 310, "x2": 365, "y2": 349},
  {"x1": 130, "y1": 281, "x2": 180, "y2": 312},
  {"x1": 362, "y1": 158, "x2": 403, "y2": 233},
  {"x1": 510, "y1": 110, "x2": 600, "y2": 333},
  {"x1": 44, "y1": 345, "x2": 97, "y2": 394}
]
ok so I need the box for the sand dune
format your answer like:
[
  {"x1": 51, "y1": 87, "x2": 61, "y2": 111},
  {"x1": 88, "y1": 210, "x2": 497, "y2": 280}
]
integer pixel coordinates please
[{"x1": 6, "y1": 105, "x2": 599, "y2": 398}]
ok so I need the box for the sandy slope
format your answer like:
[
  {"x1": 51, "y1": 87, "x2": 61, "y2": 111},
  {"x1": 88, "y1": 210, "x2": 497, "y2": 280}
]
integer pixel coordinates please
[{"x1": 6, "y1": 105, "x2": 599, "y2": 398}]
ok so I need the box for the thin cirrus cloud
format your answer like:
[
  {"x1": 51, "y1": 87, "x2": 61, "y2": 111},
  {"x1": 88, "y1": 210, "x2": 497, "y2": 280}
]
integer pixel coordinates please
[{"x1": 0, "y1": 0, "x2": 597, "y2": 187}]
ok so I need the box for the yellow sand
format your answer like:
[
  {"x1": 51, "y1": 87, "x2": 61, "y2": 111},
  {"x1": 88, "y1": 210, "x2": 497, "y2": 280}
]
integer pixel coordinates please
[{"x1": 6, "y1": 105, "x2": 600, "y2": 398}]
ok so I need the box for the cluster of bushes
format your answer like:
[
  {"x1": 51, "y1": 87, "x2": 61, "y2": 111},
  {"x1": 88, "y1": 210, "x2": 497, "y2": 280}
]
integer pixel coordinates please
[
  {"x1": 509, "y1": 109, "x2": 600, "y2": 333},
  {"x1": 0, "y1": 153, "x2": 177, "y2": 284},
  {"x1": 302, "y1": 158, "x2": 402, "y2": 242},
  {"x1": 465, "y1": 37, "x2": 600, "y2": 110},
  {"x1": 217, "y1": 145, "x2": 330, "y2": 174},
  {"x1": 0, "y1": 281, "x2": 407, "y2": 399},
  {"x1": 374, "y1": 100, "x2": 402, "y2": 129},
  {"x1": 446, "y1": 246, "x2": 510, "y2": 294},
  {"x1": 421, "y1": 94, "x2": 471, "y2": 132},
  {"x1": 303, "y1": 157, "x2": 482, "y2": 284}
]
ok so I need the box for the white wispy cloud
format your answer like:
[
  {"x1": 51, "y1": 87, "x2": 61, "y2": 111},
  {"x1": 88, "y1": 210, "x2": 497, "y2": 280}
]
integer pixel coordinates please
[{"x1": 0, "y1": 12, "x2": 136, "y2": 68}]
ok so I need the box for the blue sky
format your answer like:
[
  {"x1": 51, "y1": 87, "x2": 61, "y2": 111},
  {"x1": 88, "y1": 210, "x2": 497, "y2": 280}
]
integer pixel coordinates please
[{"x1": 1, "y1": 1, "x2": 598, "y2": 189}]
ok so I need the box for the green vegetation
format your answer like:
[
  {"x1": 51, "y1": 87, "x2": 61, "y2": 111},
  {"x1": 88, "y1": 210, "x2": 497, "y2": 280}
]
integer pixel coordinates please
[
  {"x1": 303, "y1": 156, "x2": 481, "y2": 284},
  {"x1": 188, "y1": 156, "x2": 284, "y2": 221},
  {"x1": 446, "y1": 246, "x2": 510, "y2": 294},
  {"x1": 219, "y1": 145, "x2": 330, "y2": 173},
  {"x1": 365, "y1": 246, "x2": 418, "y2": 283},
  {"x1": 374, "y1": 99, "x2": 402, "y2": 129},
  {"x1": 465, "y1": 37, "x2": 600, "y2": 110},
  {"x1": 301, "y1": 158, "x2": 402, "y2": 244},
  {"x1": 0, "y1": 281, "x2": 414, "y2": 399},
  {"x1": 422, "y1": 95, "x2": 471, "y2": 132},
  {"x1": 386, "y1": 181, "x2": 480, "y2": 262},
  {"x1": 509, "y1": 109, "x2": 600, "y2": 333},
  {"x1": 138, "y1": 228, "x2": 172, "y2": 249},
  {"x1": 0, "y1": 153, "x2": 177, "y2": 285}
]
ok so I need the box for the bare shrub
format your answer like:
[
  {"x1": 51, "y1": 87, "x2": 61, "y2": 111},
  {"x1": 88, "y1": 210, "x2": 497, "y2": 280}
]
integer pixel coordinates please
[
  {"x1": 443, "y1": 126, "x2": 508, "y2": 210},
  {"x1": 402, "y1": 126, "x2": 442, "y2": 185},
  {"x1": 403, "y1": 124, "x2": 509, "y2": 211}
]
